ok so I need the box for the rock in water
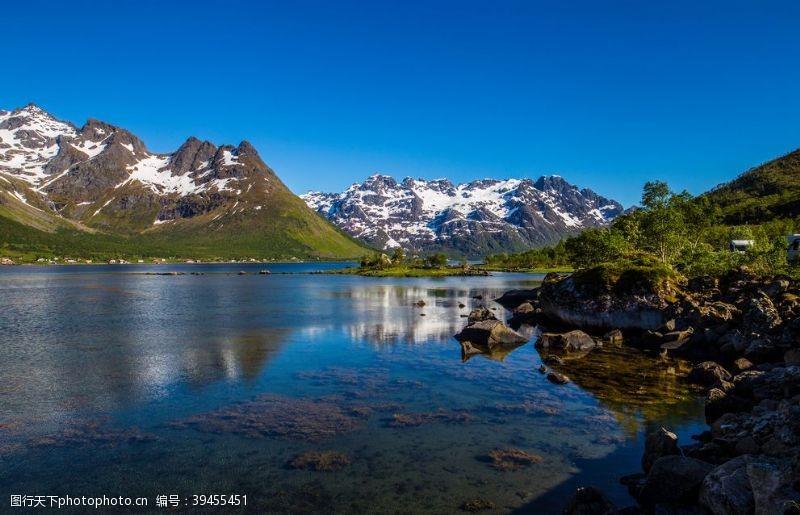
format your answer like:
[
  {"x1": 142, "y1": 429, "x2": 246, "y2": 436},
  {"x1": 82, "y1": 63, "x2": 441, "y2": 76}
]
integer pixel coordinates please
[
  {"x1": 494, "y1": 289, "x2": 539, "y2": 309},
  {"x1": 467, "y1": 307, "x2": 497, "y2": 324},
  {"x1": 537, "y1": 258, "x2": 682, "y2": 330},
  {"x1": 536, "y1": 330, "x2": 596, "y2": 353},
  {"x1": 287, "y1": 451, "x2": 350, "y2": 472},
  {"x1": 546, "y1": 371, "x2": 570, "y2": 385},
  {"x1": 460, "y1": 499, "x2": 495, "y2": 512},
  {"x1": 688, "y1": 361, "x2": 732, "y2": 387},
  {"x1": 563, "y1": 486, "x2": 616, "y2": 515},
  {"x1": 454, "y1": 320, "x2": 527, "y2": 349},
  {"x1": 638, "y1": 456, "x2": 713, "y2": 506},
  {"x1": 603, "y1": 329, "x2": 624, "y2": 345},
  {"x1": 642, "y1": 427, "x2": 680, "y2": 474},
  {"x1": 513, "y1": 302, "x2": 536, "y2": 315}
]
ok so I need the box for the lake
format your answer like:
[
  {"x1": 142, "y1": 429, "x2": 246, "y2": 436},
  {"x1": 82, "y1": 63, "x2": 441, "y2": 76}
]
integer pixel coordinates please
[{"x1": 0, "y1": 263, "x2": 705, "y2": 513}]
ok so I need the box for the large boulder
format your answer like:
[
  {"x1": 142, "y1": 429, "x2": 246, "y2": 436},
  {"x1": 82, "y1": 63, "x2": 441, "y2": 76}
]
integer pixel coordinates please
[
  {"x1": 747, "y1": 457, "x2": 797, "y2": 515},
  {"x1": 638, "y1": 456, "x2": 713, "y2": 506},
  {"x1": 642, "y1": 427, "x2": 680, "y2": 473},
  {"x1": 536, "y1": 330, "x2": 597, "y2": 354},
  {"x1": 454, "y1": 319, "x2": 527, "y2": 349},
  {"x1": 537, "y1": 257, "x2": 684, "y2": 331},
  {"x1": 743, "y1": 295, "x2": 782, "y2": 335},
  {"x1": 699, "y1": 456, "x2": 753, "y2": 515},
  {"x1": 699, "y1": 455, "x2": 797, "y2": 515}
]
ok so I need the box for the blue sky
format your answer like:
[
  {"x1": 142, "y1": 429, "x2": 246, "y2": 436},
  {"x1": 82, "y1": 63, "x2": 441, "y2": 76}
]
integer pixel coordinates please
[{"x1": 3, "y1": 0, "x2": 800, "y2": 206}]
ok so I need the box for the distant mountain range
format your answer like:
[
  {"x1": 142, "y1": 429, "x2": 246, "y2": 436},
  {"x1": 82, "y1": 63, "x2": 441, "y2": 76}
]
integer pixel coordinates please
[
  {"x1": 0, "y1": 104, "x2": 368, "y2": 259},
  {"x1": 3, "y1": 103, "x2": 794, "y2": 262},
  {"x1": 302, "y1": 174, "x2": 624, "y2": 257}
]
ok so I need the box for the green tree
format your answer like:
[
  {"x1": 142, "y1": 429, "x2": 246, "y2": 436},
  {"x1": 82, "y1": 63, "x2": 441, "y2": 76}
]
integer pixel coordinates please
[
  {"x1": 564, "y1": 228, "x2": 628, "y2": 268},
  {"x1": 391, "y1": 246, "x2": 405, "y2": 264},
  {"x1": 426, "y1": 253, "x2": 448, "y2": 268},
  {"x1": 639, "y1": 181, "x2": 686, "y2": 264}
]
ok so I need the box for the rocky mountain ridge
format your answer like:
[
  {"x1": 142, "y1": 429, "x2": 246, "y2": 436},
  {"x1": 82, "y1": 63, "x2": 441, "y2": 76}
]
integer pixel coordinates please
[
  {"x1": 302, "y1": 173, "x2": 623, "y2": 257},
  {"x1": 0, "y1": 104, "x2": 368, "y2": 258}
]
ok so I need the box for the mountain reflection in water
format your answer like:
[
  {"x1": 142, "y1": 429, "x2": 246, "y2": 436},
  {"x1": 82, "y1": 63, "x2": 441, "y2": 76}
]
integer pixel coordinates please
[{"x1": 0, "y1": 264, "x2": 704, "y2": 514}]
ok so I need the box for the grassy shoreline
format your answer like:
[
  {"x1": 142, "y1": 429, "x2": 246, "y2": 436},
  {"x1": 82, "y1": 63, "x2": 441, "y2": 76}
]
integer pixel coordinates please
[
  {"x1": 479, "y1": 265, "x2": 574, "y2": 274},
  {"x1": 326, "y1": 264, "x2": 568, "y2": 277},
  {"x1": 328, "y1": 265, "x2": 488, "y2": 277}
]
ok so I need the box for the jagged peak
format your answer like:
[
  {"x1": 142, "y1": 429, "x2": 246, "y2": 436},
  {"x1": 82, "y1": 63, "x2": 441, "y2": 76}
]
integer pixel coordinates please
[
  {"x1": 15, "y1": 103, "x2": 50, "y2": 115},
  {"x1": 361, "y1": 173, "x2": 398, "y2": 190},
  {"x1": 237, "y1": 140, "x2": 257, "y2": 155},
  {"x1": 534, "y1": 175, "x2": 572, "y2": 189}
]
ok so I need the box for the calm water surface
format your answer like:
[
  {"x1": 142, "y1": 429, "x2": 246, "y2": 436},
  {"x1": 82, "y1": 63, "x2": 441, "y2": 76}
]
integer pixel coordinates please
[{"x1": 0, "y1": 263, "x2": 705, "y2": 513}]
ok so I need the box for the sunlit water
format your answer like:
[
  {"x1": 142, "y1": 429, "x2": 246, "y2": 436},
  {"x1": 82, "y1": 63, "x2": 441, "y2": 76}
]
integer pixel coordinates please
[{"x1": 0, "y1": 263, "x2": 705, "y2": 513}]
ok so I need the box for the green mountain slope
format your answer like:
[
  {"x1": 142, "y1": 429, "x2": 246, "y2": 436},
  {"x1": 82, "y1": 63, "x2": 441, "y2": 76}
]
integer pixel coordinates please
[{"x1": 704, "y1": 148, "x2": 800, "y2": 224}]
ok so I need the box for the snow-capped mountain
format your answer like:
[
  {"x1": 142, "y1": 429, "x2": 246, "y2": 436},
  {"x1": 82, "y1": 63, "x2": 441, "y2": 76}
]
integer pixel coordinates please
[
  {"x1": 0, "y1": 104, "x2": 367, "y2": 258},
  {"x1": 302, "y1": 174, "x2": 623, "y2": 256},
  {"x1": 0, "y1": 104, "x2": 270, "y2": 226}
]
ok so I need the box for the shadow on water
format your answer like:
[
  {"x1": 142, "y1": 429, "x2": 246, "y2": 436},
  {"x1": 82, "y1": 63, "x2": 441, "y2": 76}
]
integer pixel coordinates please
[{"x1": 511, "y1": 443, "x2": 643, "y2": 513}]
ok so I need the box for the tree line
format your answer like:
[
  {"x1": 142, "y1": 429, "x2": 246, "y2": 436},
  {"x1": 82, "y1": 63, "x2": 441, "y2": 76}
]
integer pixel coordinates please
[{"x1": 486, "y1": 181, "x2": 798, "y2": 278}]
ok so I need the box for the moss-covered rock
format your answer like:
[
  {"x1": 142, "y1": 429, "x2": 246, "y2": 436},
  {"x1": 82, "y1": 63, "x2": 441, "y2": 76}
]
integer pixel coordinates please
[{"x1": 539, "y1": 255, "x2": 686, "y2": 330}]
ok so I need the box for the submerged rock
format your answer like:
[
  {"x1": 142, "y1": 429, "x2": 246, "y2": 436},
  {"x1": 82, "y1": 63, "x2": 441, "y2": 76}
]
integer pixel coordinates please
[
  {"x1": 170, "y1": 394, "x2": 364, "y2": 441},
  {"x1": 563, "y1": 486, "x2": 616, "y2": 515},
  {"x1": 642, "y1": 427, "x2": 680, "y2": 474},
  {"x1": 459, "y1": 499, "x2": 496, "y2": 512},
  {"x1": 536, "y1": 330, "x2": 597, "y2": 354},
  {"x1": 485, "y1": 448, "x2": 543, "y2": 471},
  {"x1": 546, "y1": 371, "x2": 570, "y2": 385},
  {"x1": 389, "y1": 410, "x2": 476, "y2": 427},
  {"x1": 638, "y1": 456, "x2": 713, "y2": 506},
  {"x1": 287, "y1": 451, "x2": 350, "y2": 472}
]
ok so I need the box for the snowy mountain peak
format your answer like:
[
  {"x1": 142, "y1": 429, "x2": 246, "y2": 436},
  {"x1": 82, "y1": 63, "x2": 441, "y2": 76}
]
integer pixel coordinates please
[
  {"x1": 302, "y1": 174, "x2": 623, "y2": 257},
  {"x1": 0, "y1": 104, "x2": 281, "y2": 230}
]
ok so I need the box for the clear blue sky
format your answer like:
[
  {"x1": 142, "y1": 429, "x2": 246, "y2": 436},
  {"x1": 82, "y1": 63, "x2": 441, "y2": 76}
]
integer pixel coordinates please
[{"x1": 4, "y1": 0, "x2": 800, "y2": 206}]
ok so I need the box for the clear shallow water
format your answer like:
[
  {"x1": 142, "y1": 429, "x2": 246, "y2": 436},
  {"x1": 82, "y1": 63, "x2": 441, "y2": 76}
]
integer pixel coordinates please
[{"x1": 0, "y1": 264, "x2": 705, "y2": 514}]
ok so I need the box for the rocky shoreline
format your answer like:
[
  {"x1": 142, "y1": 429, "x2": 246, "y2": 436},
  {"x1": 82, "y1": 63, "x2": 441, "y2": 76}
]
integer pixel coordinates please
[{"x1": 481, "y1": 265, "x2": 800, "y2": 514}]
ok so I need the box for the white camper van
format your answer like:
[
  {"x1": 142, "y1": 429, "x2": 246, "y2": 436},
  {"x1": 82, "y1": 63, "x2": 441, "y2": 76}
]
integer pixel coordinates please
[
  {"x1": 788, "y1": 234, "x2": 800, "y2": 262},
  {"x1": 729, "y1": 240, "x2": 754, "y2": 253}
]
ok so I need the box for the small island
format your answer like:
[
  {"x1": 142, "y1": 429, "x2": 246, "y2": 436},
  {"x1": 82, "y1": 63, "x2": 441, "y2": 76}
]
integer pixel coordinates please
[{"x1": 330, "y1": 249, "x2": 492, "y2": 277}]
